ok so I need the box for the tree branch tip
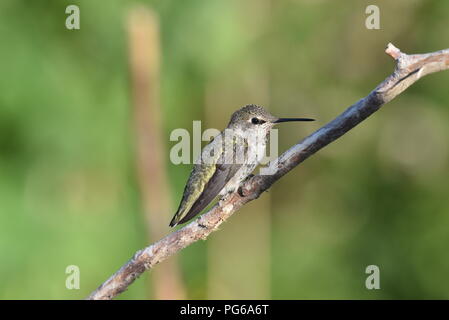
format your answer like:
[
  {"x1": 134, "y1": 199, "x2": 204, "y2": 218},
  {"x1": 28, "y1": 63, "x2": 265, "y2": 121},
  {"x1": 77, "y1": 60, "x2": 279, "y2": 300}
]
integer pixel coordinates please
[{"x1": 385, "y1": 43, "x2": 402, "y2": 60}]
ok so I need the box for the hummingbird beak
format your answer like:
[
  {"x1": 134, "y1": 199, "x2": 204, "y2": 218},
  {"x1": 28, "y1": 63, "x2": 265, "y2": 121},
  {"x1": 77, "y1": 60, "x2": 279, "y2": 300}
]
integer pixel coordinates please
[{"x1": 273, "y1": 117, "x2": 315, "y2": 123}]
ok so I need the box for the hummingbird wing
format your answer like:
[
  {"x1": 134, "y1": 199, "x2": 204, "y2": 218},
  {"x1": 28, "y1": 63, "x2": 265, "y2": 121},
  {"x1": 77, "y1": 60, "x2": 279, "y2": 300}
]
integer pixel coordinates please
[
  {"x1": 169, "y1": 134, "x2": 243, "y2": 226},
  {"x1": 173, "y1": 163, "x2": 241, "y2": 226}
]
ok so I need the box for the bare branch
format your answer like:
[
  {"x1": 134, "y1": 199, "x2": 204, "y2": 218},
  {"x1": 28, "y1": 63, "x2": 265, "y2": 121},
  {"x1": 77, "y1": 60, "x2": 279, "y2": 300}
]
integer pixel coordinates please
[{"x1": 87, "y1": 44, "x2": 449, "y2": 300}]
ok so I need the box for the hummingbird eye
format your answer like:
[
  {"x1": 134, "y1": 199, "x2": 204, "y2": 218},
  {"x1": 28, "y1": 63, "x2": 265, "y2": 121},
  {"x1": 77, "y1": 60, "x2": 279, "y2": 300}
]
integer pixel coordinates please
[{"x1": 251, "y1": 117, "x2": 265, "y2": 125}]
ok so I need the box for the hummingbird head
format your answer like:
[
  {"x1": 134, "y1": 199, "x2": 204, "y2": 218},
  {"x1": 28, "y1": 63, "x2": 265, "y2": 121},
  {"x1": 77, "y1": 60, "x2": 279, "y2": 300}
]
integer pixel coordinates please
[{"x1": 228, "y1": 104, "x2": 315, "y2": 132}]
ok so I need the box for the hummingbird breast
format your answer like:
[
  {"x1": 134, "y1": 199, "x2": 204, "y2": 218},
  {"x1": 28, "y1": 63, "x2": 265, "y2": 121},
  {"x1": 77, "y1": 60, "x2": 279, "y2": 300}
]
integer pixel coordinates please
[
  {"x1": 219, "y1": 129, "x2": 268, "y2": 195},
  {"x1": 170, "y1": 127, "x2": 268, "y2": 226}
]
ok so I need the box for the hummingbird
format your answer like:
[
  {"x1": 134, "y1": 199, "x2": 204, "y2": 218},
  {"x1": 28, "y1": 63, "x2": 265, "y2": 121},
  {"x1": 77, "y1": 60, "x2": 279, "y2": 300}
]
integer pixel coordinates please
[{"x1": 169, "y1": 104, "x2": 314, "y2": 227}]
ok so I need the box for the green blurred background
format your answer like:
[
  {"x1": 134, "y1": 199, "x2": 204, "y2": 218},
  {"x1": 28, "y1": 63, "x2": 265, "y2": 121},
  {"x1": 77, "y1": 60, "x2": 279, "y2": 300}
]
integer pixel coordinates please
[{"x1": 0, "y1": 0, "x2": 448, "y2": 299}]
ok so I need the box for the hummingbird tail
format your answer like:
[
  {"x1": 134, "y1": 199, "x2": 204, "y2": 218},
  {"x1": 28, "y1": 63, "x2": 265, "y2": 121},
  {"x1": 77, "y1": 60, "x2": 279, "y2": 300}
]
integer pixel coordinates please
[{"x1": 169, "y1": 215, "x2": 179, "y2": 227}]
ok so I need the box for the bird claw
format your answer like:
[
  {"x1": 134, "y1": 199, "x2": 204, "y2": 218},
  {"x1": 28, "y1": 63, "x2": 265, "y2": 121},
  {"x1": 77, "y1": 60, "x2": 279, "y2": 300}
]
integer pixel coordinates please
[{"x1": 237, "y1": 174, "x2": 255, "y2": 197}]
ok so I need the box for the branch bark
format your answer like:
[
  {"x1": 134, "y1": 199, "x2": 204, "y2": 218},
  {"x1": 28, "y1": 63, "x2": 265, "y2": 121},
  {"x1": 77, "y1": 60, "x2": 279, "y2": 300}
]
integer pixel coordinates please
[{"x1": 87, "y1": 44, "x2": 449, "y2": 300}]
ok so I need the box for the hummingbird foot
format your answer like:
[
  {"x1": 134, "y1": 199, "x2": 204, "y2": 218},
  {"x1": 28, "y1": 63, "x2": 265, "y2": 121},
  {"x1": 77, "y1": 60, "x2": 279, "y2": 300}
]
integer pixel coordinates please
[
  {"x1": 237, "y1": 174, "x2": 255, "y2": 197},
  {"x1": 218, "y1": 192, "x2": 232, "y2": 206}
]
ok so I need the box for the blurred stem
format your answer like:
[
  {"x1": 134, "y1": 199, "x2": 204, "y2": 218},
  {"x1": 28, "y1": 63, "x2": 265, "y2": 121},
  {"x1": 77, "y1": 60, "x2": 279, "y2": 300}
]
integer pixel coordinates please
[
  {"x1": 127, "y1": 6, "x2": 186, "y2": 300},
  {"x1": 87, "y1": 44, "x2": 449, "y2": 300}
]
